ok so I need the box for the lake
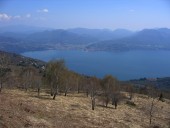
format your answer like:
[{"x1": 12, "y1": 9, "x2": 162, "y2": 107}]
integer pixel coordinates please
[{"x1": 22, "y1": 50, "x2": 170, "y2": 80}]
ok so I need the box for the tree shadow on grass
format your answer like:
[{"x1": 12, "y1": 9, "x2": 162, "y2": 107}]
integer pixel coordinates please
[
  {"x1": 96, "y1": 104, "x2": 114, "y2": 109},
  {"x1": 30, "y1": 95, "x2": 53, "y2": 100},
  {"x1": 66, "y1": 94, "x2": 87, "y2": 98}
]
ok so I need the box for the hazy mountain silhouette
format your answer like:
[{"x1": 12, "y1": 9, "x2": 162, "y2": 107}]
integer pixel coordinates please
[
  {"x1": 86, "y1": 28, "x2": 170, "y2": 51},
  {"x1": 68, "y1": 28, "x2": 133, "y2": 40},
  {"x1": 0, "y1": 26, "x2": 170, "y2": 53},
  {"x1": 26, "y1": 29, "x2": 98, "y2": 45},
  {"x1": 0, "y1": 25, "x2": 51, "y2": 33}
]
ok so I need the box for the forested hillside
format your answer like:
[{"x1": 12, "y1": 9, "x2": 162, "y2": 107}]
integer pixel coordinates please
[{"x1": 0, "y1": 50, "x2": 170, "y2": 128}]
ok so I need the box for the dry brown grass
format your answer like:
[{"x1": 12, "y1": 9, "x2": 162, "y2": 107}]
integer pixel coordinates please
[{"x1": 0, "y1": 89, "x2": 170, "y2": 128}]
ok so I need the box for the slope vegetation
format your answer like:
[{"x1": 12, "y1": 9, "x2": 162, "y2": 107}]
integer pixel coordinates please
[{"x1": 0, "y1": 89, "x2": 170, "y2": 128}]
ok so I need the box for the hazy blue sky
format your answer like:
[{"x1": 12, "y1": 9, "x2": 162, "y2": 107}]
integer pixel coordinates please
[{"x1": 0, "y1": 0, "x2": 170, "y2": 30}]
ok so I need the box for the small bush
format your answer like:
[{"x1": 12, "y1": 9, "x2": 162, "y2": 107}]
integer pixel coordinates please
[{"x1": 126, "y1": 100, "x2": 136, "y2": 106}]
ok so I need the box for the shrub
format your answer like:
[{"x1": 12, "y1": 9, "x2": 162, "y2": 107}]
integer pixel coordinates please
[{"x1": 126, "y1": 100, "x2": 136, "y2": 106}]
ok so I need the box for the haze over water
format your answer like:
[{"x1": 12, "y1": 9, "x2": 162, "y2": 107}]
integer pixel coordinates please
[{"x1": 22, "y1": 50, "x2": 170, "y2": 80}]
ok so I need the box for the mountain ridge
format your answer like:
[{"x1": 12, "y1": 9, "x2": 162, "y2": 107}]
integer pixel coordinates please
[
  {"x1": 0, "y1": 26, "x2": 170, "y2": 53},
  {"x1": 86, "y1": 28, "x2": 170, "y2": 51}
]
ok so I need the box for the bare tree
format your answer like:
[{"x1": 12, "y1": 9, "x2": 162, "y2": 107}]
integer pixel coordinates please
[
  {"x1": 126, "y1": 84, "x2": 134, "y2": 100},
  {"x1": 101, "y1": 75, "x2": 119, "y2": 108},
  {"x1": 89, "y1": 77, "x2": 100, "y2": 110},
  {"x1": 45, "y1": 60, "x2": 66, "y2": 100},
  {"x1": 33, "y1": 75, "x2": 42, "y2": 97},
  {"x1": 75, "y1": 75, "x2": 81, "y2": 94},
  {"x1": 37, "y1": 82, "x2": 40, "y2": 96},
  {"x1": 20, "y1": 67, "x2": 36, "y2": 92},
  {"x1": 81, "y1": 77, "x2": 90, "y2": 97},
  {"x1": 149, "y1": 98, "x2": 155, "y2": 125},
  {"x1": 0, "y1": 69, "x2": 6, "y2": 92},
  {"x1": 0, "y1": 53, "x2": 10, "y2": 92},
  {"x1": 146, "y1": 85, "x2": 158, "y2": 125},
  {"x1": 61, "y1": 70, "x2": 74, "y2": 96},
  {"x1": 111, "y1": 92, "x2": 120, "y2": 109}
]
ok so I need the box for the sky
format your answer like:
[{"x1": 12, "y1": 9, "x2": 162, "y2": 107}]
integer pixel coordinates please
[{"x1": 0, "y1": 0, "x2": 170, "y2": 30}]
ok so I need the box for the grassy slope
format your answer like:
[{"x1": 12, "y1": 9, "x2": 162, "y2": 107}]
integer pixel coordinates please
[{"x1": 0, "y1": 89, "x2": 170, "y2": 128}]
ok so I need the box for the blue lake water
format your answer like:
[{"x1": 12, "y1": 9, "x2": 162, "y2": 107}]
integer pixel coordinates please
[{"x1": 22, "y1": 50, "x2": 170, "y2": 80}]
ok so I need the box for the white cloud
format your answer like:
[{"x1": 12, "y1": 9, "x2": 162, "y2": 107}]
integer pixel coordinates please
[
  {"x1": 0, "y1": 13, "x2": 11, "y2": 21},
  {"x1": 14, "y1": 15, "x2": 21, "y2": 19},
  {"x1": 0, "y1": 13, "x2": 32, "y2": 21},
  {"x1": 43, "y1": 9, "x2": 49, "y2": 13},
  {"x1": 37, "y1": 8, "x2": 49, "y2": 13},
  {"x1": 26, "y1": 14, "x2": 31, "y2": 18}
]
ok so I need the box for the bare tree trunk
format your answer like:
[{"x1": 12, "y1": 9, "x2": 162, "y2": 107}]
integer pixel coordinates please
[
  {"x1": 91, "y1": 86, "x2": 96, "y2": 110},
  {"x1": 149, "y1": 98, "x2": 154, "y2": 125},
  {"x1": 50, "y1": 88, "x2": 53, "y2": 96},
  {"x1": 53, "y1": 92, "x2": 57, "y2": 100},
  {"x1": 105, "y1": 97, "x2": 109, "y2": 107},
  {"x1": 64, "y1": 85, "x2": 68, "y2": 96},
  {"x1": 112, "y1": 97, "x2": 118, "y2": 109},
  {"x1": 0, "y1": 87, "x2": 1, "y2": 93},
  {"x1": 92, "y1": 97, "x2": 95, "y2": 110},
  {"x1": 53, "y1": 86, "x2": 58, "y2": 100},
  {"x1": 159, "y1": 93, "x2": 163, "y2": 101},
  {"x1": 0, "y1": 82, "x2": 2, "y2": 93},
  {"x1": 38, "y1": 87, "x2": 40, "y2": 97},
  {"x1": 115, "y1": 101, "x2": 117, "y2": 109},
  {"x1": 64, "y1": 89, "x2": 68, "y2": 96}
]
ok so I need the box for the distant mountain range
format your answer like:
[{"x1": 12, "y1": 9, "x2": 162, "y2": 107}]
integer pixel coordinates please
[
  {"x1": 0, "y1": 25, "x2": 51, "y2": 33},
  {"x1": 0, "y1": 25, "x2": 170, "y2": 53},
  {"x1": 68, "y1": 28, "x2": 133, "y2": 41},
  {"x1": 86, "y1": 28, "x2": 170, "y2": 51}
]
